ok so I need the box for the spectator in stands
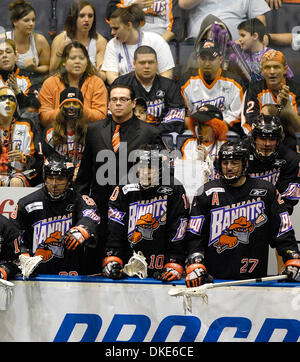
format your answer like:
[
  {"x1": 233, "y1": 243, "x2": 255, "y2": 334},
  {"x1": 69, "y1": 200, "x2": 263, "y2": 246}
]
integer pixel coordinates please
[
  {"x1": 181, "y1": 40, "x2": 244, "y2": 137},
  {"x1": 106, "y1": 0, "x2": 185, "y2": 43},
  {"x1": 101, "y1": 4, "x2": 175, "y2": 85},
  {"x1": 49, "y1": 1, "x2": 107, "y2": 77},
  {"x1": 178, "y1": 0, "x2": 270, "y2": 41},
  {"x1": 180, "y1": 105, "x2": 228, "y2": 169},
  {"x1": 242, "y1": 49, "x2": 300, "y2": 135},
  {"x1": 0, "y1": 38, "x2": 41, "y2": 115},
  {"x1": 134, "y1": 96, "x2": 147, "y2": 121},
  {"x1": 42, "y1": 87, "x2": 87, "y2": 182},
  {"x1": 7, "y1": 0, "x2": 50, "y2": 75},
  {"x1": 237, "y1": 18, "x2": 293, "y2": 81},
  {"x1": 112, "y1": 45, "x2": 185, "y2": 135},
  {"x1": 0, "y1": 86, "x2": 43, "y2": 187},
  {"x1": 38, "y1": 41, "x2": 108, "y2": 128}
]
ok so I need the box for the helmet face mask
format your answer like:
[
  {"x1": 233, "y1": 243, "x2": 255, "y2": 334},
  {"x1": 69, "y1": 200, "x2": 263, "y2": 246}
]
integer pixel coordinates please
[
  {"x1": 250, "y1": 115, "x2": 282, "y2": 162},
  {"x1": 137, "y1": 149, "x2": 163, "y2": 189},
  {"x1": 218, "y1": 142, "x2": 249, "y2": 185},
  {"x1": 43, "y1": 156, "x2": 75, "y2": 200}
]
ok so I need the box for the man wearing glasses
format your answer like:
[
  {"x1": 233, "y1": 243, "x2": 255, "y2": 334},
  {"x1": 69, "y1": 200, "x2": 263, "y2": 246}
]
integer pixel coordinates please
[{"x1": 75, "y1": 84, "x2": 162, "y2": 274}]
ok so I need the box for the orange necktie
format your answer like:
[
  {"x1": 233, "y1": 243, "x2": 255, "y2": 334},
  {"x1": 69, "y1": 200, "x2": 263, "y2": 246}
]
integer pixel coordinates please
[{"x1": 112, "y1": 124, "x2": 120, "y2": 153}]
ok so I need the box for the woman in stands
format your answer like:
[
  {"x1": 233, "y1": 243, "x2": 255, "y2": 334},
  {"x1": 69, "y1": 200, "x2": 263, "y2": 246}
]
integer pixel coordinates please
[
  {"x1": 102, "y1": 4, "x2": 175, "y2": 85},
  {"x1": 49, "y1": 0, "x2": 107, "y2": 78},
  {"x1": 38, "y1": 41, "x2": 108, "y2": 128},
  {"x1": 42, "y1": 87, "x2": 87, "y2": 182},
  {"x1": 7, "y1": 0, "x2": 50, "y2": 75}
]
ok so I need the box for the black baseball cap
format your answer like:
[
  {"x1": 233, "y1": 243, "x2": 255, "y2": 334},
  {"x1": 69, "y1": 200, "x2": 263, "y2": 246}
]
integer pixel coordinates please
[
  {"x1": 135, "y1": 97, "x2": 147, "y2": 109},
  {"x1": 198, "y1": 40, "x2": 221, "y2": 57},
  {"x1": 191, "y1": 104, "x2": 223, "y2": 122},
  {"x1": 59, "y1": 87, "x2": 84, "y2": 107}
]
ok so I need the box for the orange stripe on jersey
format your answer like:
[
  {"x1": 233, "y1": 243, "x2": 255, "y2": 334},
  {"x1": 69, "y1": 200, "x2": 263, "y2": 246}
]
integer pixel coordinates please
[
  {"x1": 181, "y1": 137, "x2": 196, "y2": 159},
  {"x1": 0, "y1": 267, "x2": 7, "y2": 280},
  {"x1": 15, "y1": 68, "x2": 31, "y2": 95},
  {"x1": 198, "y1": 68, "x2": 222, "y2": 89},
  {"x1": 167, "y1": 0, "x2": 174, "y2": 32}
]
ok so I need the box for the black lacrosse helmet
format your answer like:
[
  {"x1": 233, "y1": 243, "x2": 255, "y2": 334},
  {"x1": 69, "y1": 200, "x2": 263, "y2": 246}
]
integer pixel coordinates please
[
  {"x1": 217, "y1": 141, "x2": 249, "y2": 185},
  {"x1": 250, "y1": 114, "x2": 282, "y2": 162}
]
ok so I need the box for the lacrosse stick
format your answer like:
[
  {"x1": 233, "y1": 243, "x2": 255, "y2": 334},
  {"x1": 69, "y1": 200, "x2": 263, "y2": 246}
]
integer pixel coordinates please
[
  {"x1": 227, "y1": 40, "x2": 252, "y2": 82},
  {"x1": 169, "y1": 274, "x2": 288, "y2": 297},
  {"x1": 168, "y1": 275, "x2": 288, "y2": 313},
  {"x1": 0, "y1": 278, "x2": 14, "y2": 311},
  {"x1": 123, "y1": 251, "x2": 148, "y2": 279},
  {"x1": 19, "y1": 254, "x2": 43, "y2": 280}
]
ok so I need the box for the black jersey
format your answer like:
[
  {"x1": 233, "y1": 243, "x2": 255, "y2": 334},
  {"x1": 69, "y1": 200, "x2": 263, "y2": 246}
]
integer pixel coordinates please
[
  {"x1": 10, "y1": 187, "x2": 100, "y2": 275},
  {"x1": 106, "y1": 181, "x2": 189, "y2": 276},
  {"x1": 112, "y1": 72, "x2": 186, "y2": 134},
  {"x1": 0, "y1": 214, "x2": 20, "y2": 279},
  {"x1": 242, "y1": 78, "x2": 300, "y2": 134},
  {"x1": 246, "y1": 141, "x2": 300, "y2": 215},
  {"x1": 186, "y1": 177, "x2": 299, "y2": 280}
]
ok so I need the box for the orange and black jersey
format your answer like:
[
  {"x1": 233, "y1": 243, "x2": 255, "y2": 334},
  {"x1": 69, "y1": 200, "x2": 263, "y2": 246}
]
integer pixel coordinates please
[
  {"x1": 187, "y1": 177, "x2": 299, "y2": 280},
  {"x1": 0, "y1": 117, "x2": 43, "y2": 187},
  {"x1": 10, "y1": 188, "x2": 100, "y2": 275},
  {"x1": 106, "y1": 181, "x2": 189, "y2": 276},
  {"x1": 242, "y1": 78, "x2": 300, "y2": 134},
  {"x1": 0, "y1": 66, "x2": 41, "y2": 111},
  {"x1": 0, "y1": 214, "x2": 20, "y2": 280},
  {"x1": 245, "y1": 140, "x2": 300, "y2": 215}
]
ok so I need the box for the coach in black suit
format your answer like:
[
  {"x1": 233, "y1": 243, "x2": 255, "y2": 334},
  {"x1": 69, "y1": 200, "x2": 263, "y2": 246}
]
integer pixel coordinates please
[{"x1": 75, "y1": 84, "x2": 162, "y2": 273}]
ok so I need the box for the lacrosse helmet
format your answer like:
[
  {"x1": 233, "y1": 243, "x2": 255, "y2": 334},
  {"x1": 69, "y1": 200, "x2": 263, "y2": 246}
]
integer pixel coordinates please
[
  {"x1": 217, "y1": 141, "x2": 249, "y2": 185},
  {"x1": 250, "y1": 114, "x2": 282, "y2": 162},
  {"x1": 43, "y1": 154, "x2": 75, "y2": 199},
  {"x1": 136, "y1": 144, "x2": 167, "y2": 189}
]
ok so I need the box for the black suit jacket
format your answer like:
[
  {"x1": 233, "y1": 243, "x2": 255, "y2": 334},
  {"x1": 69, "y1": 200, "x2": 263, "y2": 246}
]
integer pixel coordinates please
[{"x1": 75, "y1": 114, "x2": 162, "y2": 223}]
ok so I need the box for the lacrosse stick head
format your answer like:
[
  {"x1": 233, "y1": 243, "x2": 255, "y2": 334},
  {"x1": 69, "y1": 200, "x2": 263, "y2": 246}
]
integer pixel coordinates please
[
  {"x1": 19, "y1": 254, "x2": 43, "y2": 280},
  {"x1": 123, "y1": 251, "x2": 148, "y2": 279}
]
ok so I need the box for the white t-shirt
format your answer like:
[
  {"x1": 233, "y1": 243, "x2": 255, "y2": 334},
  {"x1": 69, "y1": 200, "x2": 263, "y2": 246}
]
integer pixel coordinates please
[
  {"x1": 186, "y1": 0, "x2": 270, "y2": 40},
  {"x1": 101, "y1": 31, "x2": 175, "y2": 75},
  {"x1": 114, "y1": 0, "x2": 175, "y2": 36}
]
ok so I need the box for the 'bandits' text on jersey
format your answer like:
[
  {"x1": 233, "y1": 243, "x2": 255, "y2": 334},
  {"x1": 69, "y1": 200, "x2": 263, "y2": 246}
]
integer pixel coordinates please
[
  {"x1": 106, "y1": 181, "x2": 189, "y2": 275},
  {"x1": 10, "y1": 187, "x2": 100, "y2": 275},
  {"x1": 186, "y1": 177, "x2": 299, "y2": 280}
]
